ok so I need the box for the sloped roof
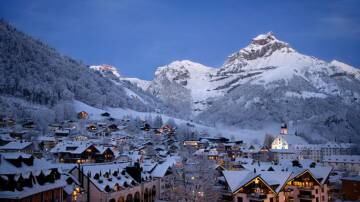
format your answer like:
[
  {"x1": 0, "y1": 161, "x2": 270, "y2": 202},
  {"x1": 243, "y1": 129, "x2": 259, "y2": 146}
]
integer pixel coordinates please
[
  {"x1": 0, "y1": 141, "x2": 32, "y2": 150},
  {"x1": 276, "y1": 134, "x2": 307, "y2": 145},
  {"x1": 151, "y1": 156, "x2": 179, "y2": 178},
  {"x1": 222, "y1": 170, "x2": 291, "y2": 194}
]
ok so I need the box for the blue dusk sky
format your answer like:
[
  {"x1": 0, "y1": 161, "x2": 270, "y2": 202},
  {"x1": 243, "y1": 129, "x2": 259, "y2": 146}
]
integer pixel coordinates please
[{"x1": 0, "y1": 0, "x2": 359, "y2": 80}]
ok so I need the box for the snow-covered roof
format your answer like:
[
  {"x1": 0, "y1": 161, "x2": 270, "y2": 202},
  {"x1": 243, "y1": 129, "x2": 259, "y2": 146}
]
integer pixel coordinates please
[
  {"x1": 223, "y1": 170, "x2": 256, "y2": 193},
  {"x1": 0, "y1": 153, "x2": 66, "y2": 199},
  {"x1": 234, "y1": 157, "x2": 254, "y2": 165},
  {"x1": 0, "y1": 180, "x2": 66, "y2": 199},
  {"x1": 0, "y1": 141, "x2": 32, "y2": 150},
  {"x1": 36, "y1": 136, "x2": 56, "y2": 142},
  {"x1": 151, "y1": 156, "x2": 179, "y2": 178},
  {"x1": 50, "y1": 141, "x2": 98, "y2": 154},
  {"x1": 223, "y1": 170, "x2": 291, "y2": 194},
  {"x1": 141, "y1": 160, "x2": 157, "y2": 173},
  {"x1": 279, "y1": 134, "x2": 307, "y2": 145},
  {"x1": 80, "y1": 162, "x2": 138, "y2": 192},
  {"x1": 0, "y1": 152, "x2": 57, "y2": 175},
  {"x1": 0, "y1": 134, "x2": 15, "y2": 141}
]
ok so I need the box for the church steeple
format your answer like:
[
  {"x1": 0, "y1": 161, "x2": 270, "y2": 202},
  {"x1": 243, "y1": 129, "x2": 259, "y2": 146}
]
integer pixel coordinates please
[{"x1": 280, "y1": 123, "x2": 288, "y2": 135}]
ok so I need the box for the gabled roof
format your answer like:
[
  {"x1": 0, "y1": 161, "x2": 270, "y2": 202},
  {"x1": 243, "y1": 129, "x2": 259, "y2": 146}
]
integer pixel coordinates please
[
  {"x1": 223, "y1": 170, "x2": 291, "y2": 194},
  {"x1": 288, "y1": 169, "x2": 322, "y2": 186},
  {"x1": 223, "y1": 170, "x2": 256, "y2": 193},
  {"x1": 50, "y1": 141, "x2": 99, "y2": 154},
  {"x1": 151, "y1": 156, "x2": 179, "y2": 178}
]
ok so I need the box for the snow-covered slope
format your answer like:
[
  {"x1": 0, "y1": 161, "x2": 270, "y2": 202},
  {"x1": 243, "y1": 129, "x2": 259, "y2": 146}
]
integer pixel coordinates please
[
  {"x1": 198, "y1": 32, "x2": 360, "y2": 142},
  {"x1": 148, "y1": 60, "x2": 220, "y2": 115},
  {"x1": 121, "y1": 77, "x2": 151, "y2": 91},
  {"x1": 2, "y1": 18, "x2": 360, "y2": 143},
  {"x1": 0, "y1": 21, "x2": 169, "y2": 121},
  {"x1": 88, "y1": 64, "x2": 170, "y2": 113},
  {"x1": 149, "y1": 32, "x2": 360, "y2": 142}
]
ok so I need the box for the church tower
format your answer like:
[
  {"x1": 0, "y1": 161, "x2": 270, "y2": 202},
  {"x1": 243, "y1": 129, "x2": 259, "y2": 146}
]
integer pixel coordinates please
[{"x1": 280, "y1": 123, "x2": 288, "y2": 135}]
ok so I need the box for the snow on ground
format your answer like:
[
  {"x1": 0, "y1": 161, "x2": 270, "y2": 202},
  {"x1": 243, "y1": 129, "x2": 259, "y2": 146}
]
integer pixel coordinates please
[
  {"x1": 154, "y1": 60, "x2": 223, "y2": 113},
  {"x1": 285, "y1": 91, "x2": 327, "y2": 99},
  {"x1": 73, "y1": 100, "x2": 277, "y2": 143},
  {"x1": 121, "y1": 77, "x2": 151, "y2": 91},
  {"x1": 122, "y1": 87, "x2": 147, "y2": 104}
]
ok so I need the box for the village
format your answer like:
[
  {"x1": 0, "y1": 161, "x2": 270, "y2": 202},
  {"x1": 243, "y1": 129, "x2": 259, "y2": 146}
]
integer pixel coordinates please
[{"x1": 0, "y1": 111, "x2": 359, "y2": 202}]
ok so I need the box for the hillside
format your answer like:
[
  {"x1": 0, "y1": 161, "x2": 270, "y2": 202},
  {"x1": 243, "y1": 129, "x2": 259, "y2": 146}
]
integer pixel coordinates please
[{"x1": 0, "y1": 20, "x2": 168, "y2": 119}]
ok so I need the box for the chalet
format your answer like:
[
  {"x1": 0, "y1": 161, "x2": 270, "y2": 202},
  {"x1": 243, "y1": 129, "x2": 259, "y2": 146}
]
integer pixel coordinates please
[
  {"x1": 222, "y1": 170, "x2": 291, "y2": 202},
  {"x1": 220, "y1": 158, "x2": 333, "y2": 202},
  {"x1": 50, "y1": 141, "x2": 115, "y2": 163},
  {"x1": 77, "y1": 111, "x2": 89, "y2": 119},
  {"x1": 222, "y1": 166, "x2": 332, "y2": 202},
  {"x1": 0, "y1": 141, "x2": 33, "y2": 153},
  {"x1": 0, "y1": 153, "x2": 66, "y2": 202},
  {"x1": 70, "y1": 162, "x2": 158, "y2": 202}
]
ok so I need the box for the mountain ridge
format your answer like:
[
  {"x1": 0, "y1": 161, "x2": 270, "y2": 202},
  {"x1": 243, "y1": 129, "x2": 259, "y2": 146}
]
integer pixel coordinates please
[{"x1": 1, "y1": 19, "x2": 360, "y2": 142}]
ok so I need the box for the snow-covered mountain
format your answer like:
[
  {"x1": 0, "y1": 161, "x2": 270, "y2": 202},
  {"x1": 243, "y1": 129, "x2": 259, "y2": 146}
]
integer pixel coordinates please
[
  {"x1": 1, "y1": 19, "x2": 360, "y2": 142},
  {"x1": 149, "y1": 32, "x2": 360, "y2": 142},
  {"x1": 88, "y1": 64, "x2": 167, "y2": 112},
  {"x1": 148, "y1": 60, "x2": 220, "y2": 116},
  {"x1": 0, "y1": 21, "x2": 168, "y2": 120}
]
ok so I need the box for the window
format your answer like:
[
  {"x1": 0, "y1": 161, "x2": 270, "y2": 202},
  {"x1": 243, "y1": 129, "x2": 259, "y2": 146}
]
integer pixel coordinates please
[{"x1": 237, "y1": 197, "x2": 243, "y2": 202}]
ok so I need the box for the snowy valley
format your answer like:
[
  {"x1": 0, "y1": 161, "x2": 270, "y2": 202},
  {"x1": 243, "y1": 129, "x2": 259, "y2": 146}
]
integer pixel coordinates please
[
  {"x1": 1, "y1": 21, "x2": 360, "y2": 143},
  {"x1": 1, "y1": 2, "x2": 360, "y2": 201}
]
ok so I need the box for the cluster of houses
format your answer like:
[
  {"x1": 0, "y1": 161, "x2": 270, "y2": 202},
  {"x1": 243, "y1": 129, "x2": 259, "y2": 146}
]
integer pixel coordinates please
[
  {"x1": 183, "y1": 124, "x2": 360, "y2": 202},
  {"x1": 0, "y1": 112, "x2": 359, "y2": 202},
  {"x1": 0, "y1": 112, "x2": 180, "y2": 202}
]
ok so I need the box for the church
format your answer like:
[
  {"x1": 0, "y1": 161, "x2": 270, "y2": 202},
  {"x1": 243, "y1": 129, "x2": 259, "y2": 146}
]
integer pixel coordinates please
[{"x1": 271, "y1": 123, "x2": 307, "y2": 150}]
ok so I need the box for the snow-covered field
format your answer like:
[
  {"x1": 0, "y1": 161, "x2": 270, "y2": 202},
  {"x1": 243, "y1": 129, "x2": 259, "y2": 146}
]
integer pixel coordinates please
[{"x1": 73, "y1": 100, "x2": 278, "y2": 143}]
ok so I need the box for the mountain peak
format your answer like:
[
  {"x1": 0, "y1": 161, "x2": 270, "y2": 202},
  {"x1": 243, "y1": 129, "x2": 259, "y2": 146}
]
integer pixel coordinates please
[
  {"x1": 90, "y1": 64, "x2": 121, "y2": 78},
  {"x1": 252, "y1": 32, "x2": 278, "y2": 45},
  {"x1": 156, "y1": 60, "x2": 214, "y2": 76}
]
